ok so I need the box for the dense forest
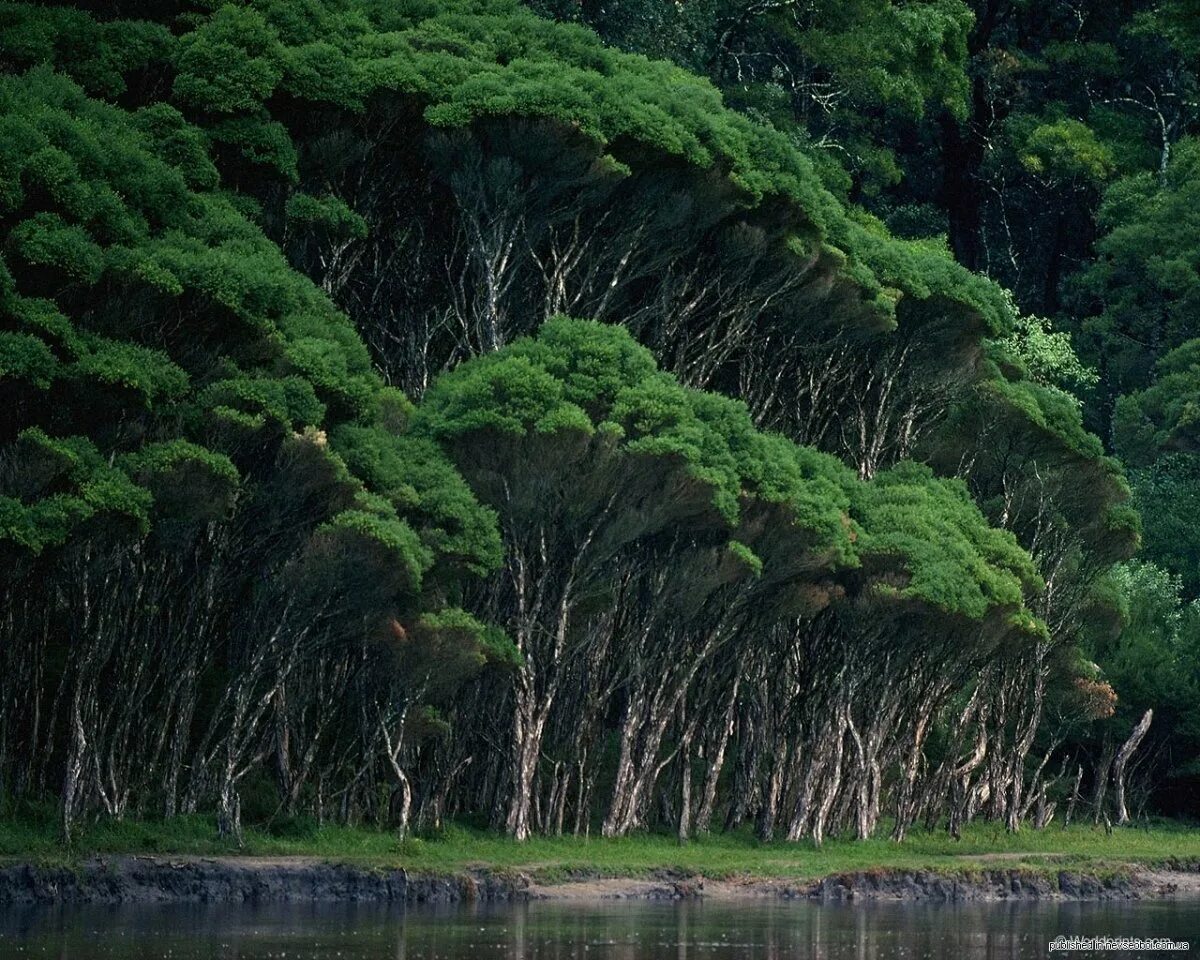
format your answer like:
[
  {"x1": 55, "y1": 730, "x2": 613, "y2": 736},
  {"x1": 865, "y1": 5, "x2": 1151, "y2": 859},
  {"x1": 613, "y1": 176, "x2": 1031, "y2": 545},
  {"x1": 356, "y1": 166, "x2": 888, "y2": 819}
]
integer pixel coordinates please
[{"x1": 0, "y1": 0, "x2": 1197, "y2": 847}]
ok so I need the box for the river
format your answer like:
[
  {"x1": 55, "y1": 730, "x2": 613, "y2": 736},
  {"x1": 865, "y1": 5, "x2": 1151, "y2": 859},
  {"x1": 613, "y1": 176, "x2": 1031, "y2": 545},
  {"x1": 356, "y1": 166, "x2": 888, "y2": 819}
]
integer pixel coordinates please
[{"x1": 2, "y1": 899, "x2": 1196, "y2": 958}]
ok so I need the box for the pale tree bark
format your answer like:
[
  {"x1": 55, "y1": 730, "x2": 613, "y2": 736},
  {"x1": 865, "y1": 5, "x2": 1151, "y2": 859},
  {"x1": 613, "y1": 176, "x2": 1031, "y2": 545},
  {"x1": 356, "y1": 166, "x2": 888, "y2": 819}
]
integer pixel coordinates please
[
  {"x1": 1092, "y1": 738, "x2": 1116, "y2": 826},
  {"x1": 1063, "y1": 763, "x2": 1084, "y2": 829},
  {"x1": 379, "y1": 704, "x2": 414, "y2": 839},
  {"x1": 1112, "y1": 709, "x2": 1152, "y2": 826},
  {"x1": 501, "y1": 499, "x2": 612, "y2": 840},
  {"x1": 695, "y1": 673, "x2": 740, "y2": 834}
]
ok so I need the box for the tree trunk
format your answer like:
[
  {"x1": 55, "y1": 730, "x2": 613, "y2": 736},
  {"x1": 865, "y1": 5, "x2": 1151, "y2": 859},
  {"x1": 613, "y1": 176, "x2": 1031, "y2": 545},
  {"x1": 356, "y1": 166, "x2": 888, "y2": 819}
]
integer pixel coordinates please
[
  {"x1": 61, "y1": 692, "x2": 88, "y2": 845},
  {"x1": 602, "y1": 687, "x2": 646, "y2": 837},
  {"x1": 1112, "y1": 709, "x2": 1152, "y2": 826},
  {"x1": 1091, "y1": 739, "x2": 1115, "y2": 825},
  {"x1": 505, "y1": 671, "x2": 548, "y2": 841},
  {"x1": 939, "y1": 104, "x2": 985, "y2": 271},
  {"x1": 756, "y1": 737, "x2": 788, "y2": 842},
  {"x1": 695, "y1": 676, "x2": 739, "y2": 834},
  {"x1": 677, "y1": 739, "x2": 694, "y2": 843},
  {"x1": 217, "y1": 765, "x2": 243, "y2": 846},
  {"x1": 1063, "y1": 764, "x2": 1083, "y2": 829}
]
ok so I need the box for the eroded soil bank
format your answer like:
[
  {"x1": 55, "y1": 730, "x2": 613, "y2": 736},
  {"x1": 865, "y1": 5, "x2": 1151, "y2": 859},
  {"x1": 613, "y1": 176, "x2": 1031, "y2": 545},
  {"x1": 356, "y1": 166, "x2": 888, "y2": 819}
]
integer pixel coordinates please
[{"x1": 3, "y1": 857, "x2": 1200, "y2": 905}]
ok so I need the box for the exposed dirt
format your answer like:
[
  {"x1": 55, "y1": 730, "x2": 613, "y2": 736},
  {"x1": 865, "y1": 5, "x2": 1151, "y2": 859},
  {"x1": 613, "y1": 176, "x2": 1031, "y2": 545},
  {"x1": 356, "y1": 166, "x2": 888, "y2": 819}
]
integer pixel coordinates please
[
  {"x1": 1134, "y1": 869, "x2": 1200, "y2": 898},
  {"x1": 525, "y1": 867, "x2": 1200, "y2": 902},
  {"x1": 3, "y1": 856, "x2": 1199, "y2": 905}
]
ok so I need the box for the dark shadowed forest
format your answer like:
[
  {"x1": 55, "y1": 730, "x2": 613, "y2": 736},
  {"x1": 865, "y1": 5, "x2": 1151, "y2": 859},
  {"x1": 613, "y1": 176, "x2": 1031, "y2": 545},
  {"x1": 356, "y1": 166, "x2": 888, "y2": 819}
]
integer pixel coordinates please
[{"x1": 1, "y1": 0, "x2": 1198, "y2": 851}]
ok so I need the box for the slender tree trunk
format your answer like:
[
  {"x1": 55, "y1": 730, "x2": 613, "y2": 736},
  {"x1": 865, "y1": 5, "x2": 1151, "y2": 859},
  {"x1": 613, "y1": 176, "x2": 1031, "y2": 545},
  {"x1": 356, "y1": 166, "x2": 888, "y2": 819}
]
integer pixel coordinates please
[
  {"x1": 1091, "y1": 739, "x2": 1115, "y2": 825},
  {"x1": 1063, "y1": 764, "x2": 1083, "y2": 829},
  {"x1": 892, "y1": 708, "x2": 933, "y2": 842},
  {"x1": 677, "y1": 735, "x2": 695, "y2": 843},
  {"x1": 505, "y1": 669, "x2": 548, "y2": 840},
  {"x1": 392, "y1": 769, "x2": 413, "y2": 839},
  {"x1": 695, "y1": 676, "x2": 739, "y2": 834},
  {"x1": 217, "y1": 762, "x2": 243, "y2": 845},
  {"x1": 1112, "y1": 710, "x2": 1152, "y2": 826},
  {"x1": 810, "y1": 702, "x2": 848, "y2": 848},
  {"x1": 757, "y1": 737, "x2": 788, "y2": 842},
  {"x1": 603, "y1": 687, "x2": 646, "y2": 837},
  {"x1": 61, "y1": 690, "x2": 87, "y2": 845}
]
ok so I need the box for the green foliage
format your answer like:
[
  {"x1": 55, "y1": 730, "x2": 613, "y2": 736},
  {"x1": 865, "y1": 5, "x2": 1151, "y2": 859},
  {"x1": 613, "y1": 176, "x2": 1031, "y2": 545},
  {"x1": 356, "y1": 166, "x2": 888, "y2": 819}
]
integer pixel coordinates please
[
  {"x1": 2, "y1": 2, "x2": 1111, "y2": 559},
  {"x1": 415, "y1": 607, "x2": 521, "y2": 671},
  {"x1": 791, "y1": 0, "x2": 972, "y2": 119},
  {"x1": 9, "y1": 212, "x2": 104, "y2": 283},
  {"x1": 0, "y1": 6, "x2": 172, "y2": 99},
  {"x1": 417, "y1": 318, "x2": 856, "y2": 549},
  {"x1": 1095, "y1": 561, "x2": 1200, "y2": 747},
  {"x1": 512, "y1": 315, "x2": 660, "y2": 417},
  {"x1": 1114, "y1": 348, "x2": 1200, "y2": 468},
  {"x1": 332, "y1": 425, "x2": 502, "y2": 575},
  {"x1": 0, "y1": 64, "x2": 493, "y2": 619},
  {"x1": 997, "y1": 305, "x2": 1099, "y2": 404},
  {"x1": 173, "y1": 6, "x2": 285, "y2": 114},
  {"x1": 979, "y1": 374, "x2": 1104, "y2": 462},
  {"x1": 1077, "y1": 139, "x2": 1200, "y2": 400},
  {"x1": 209, "y1": 114, "x2": 299, "y2": 180},
  {"x1": 1155, "y1": 0, "x2": 1200, "y2": 61},
  {"x1": 1016, "y1": 118, "x2": 1116, "y2": 184},
  {"x1": 131, "y1": 104, "x2": 221, "y2": 191},
  {"x1": 853, "y1": 461, "x2": 1041, "y2": 625},
  {"x1": 415, "y1": 352, "x2": 594, "y2": 441},
  {"x1": 0, "y1": 331, "x2": 57, "y2": 388},
  {"x1": 726, "y1": 540, "x2": 763, "y2": 577},
  {"x1": 0, "y1": 429, "x2": 152, "y2": 553},
  {"x1": 417, "y1": 318, "x2": 1039, "y2": 630},
  {"x1": 1129, "y1": 455, "x2": 1200, "y2": 598},
  {"x1": 0, "y1": 0, "x2": 1012, "y2": 341},
  {"x1": 0, "y1": 0, "x2": 1183, "y2": 830},
  {"x1": 949, "y1": 366, "x2": 1139, "y2": 565},
  {"x1": 119, "y1": 440, "x2": 240, "y2": 523},
  {"x1": 119, "y1": 439, "x2": 239, "y2": 486},
  {"x1": 317, "y1": 508, "x2": 432, "y2": 592},
  {"x1": 71, "y1": 336, "x2": 190, "y2": 408},
  {"x1": 286, "y1": 192, "x2": 368, "y2": 239},
  {"x1": 536, "y1": 0, "x2": 973, "y2": 195},
  {"x1": 199, "y1": 374, "x2": 326, "y2": 433}
]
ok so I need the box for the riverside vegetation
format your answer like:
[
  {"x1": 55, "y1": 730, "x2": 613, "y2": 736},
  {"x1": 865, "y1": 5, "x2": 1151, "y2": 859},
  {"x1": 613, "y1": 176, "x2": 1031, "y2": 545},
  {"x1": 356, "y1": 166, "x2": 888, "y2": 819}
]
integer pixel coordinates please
[
  {"x1": 0, "y1": 0, "x2": 1198, "y2": 874},
  {"x1": 5, "y1": 812, "x2": 1200, "y2": 884}
]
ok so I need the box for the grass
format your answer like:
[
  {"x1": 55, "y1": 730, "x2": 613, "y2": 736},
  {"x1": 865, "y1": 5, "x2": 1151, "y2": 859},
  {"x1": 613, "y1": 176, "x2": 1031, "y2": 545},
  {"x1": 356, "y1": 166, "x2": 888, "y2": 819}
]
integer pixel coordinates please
[{"x1": 3, "y1": 806, "x2": 1199, "y2": 881}]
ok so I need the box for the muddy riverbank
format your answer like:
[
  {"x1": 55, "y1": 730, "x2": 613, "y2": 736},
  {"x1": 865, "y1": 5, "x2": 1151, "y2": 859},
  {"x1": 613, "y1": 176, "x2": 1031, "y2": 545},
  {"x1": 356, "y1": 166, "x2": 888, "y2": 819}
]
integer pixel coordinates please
[{"x1": 3, "y1": 856, "x2": 1199, "y2": 905}]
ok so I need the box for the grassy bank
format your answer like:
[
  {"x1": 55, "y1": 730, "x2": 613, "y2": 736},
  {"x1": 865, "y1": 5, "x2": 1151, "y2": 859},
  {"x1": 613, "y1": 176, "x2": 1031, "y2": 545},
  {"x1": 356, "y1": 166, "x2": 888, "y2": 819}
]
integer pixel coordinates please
[{"x1": 3, "y1": 809, "x2": 1199, "y2": 881}]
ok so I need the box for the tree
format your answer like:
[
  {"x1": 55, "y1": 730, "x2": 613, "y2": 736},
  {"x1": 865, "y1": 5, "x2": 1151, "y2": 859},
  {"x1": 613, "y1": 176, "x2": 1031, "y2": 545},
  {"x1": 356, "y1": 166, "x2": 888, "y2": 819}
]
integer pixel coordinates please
[
  {"x1": 1086, "y1": 562, "x2": 1200, "y2": 817},
  {"x1": 0, "y1": 0, "x2": 1175, "y2": 843},
  {"x1": 0, "y1": 63, "x2": 504, "y2": 841},
  {"x1": 412, "y1": 317, "x2": 858, "y2": 837},
  {"x1": 1077, "y1": 139, "x2": 1200, "y2": 421}
]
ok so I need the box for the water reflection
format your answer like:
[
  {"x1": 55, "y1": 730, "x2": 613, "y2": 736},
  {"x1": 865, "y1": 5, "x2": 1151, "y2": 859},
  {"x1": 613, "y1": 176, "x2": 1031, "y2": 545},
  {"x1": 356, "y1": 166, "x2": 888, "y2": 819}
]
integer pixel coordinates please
[{"x1": 1, "y1": 897, "x2": 1195, "y2": 958}]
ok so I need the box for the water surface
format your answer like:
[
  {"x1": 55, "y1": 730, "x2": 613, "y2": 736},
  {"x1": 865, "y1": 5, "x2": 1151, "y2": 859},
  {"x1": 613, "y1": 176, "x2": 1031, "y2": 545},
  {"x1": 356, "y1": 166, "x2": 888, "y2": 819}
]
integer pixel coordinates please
[{"x1": 2, "y1": 898, "x2": 1195, "y2": 958}]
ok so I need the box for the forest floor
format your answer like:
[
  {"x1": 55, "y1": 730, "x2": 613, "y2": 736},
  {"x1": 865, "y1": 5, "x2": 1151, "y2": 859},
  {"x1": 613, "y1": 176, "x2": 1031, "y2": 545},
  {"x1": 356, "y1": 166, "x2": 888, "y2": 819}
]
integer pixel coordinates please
[{"x1": 2, "y1": 810, "x2": 1200, "y2": 883}]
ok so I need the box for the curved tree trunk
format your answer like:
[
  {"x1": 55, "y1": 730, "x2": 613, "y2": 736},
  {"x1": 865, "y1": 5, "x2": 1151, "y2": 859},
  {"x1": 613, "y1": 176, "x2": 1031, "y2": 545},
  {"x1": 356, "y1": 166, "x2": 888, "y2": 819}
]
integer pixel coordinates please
[{"x1": 1112, "y1": 709, "x2": 1152, "y2": 826}]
